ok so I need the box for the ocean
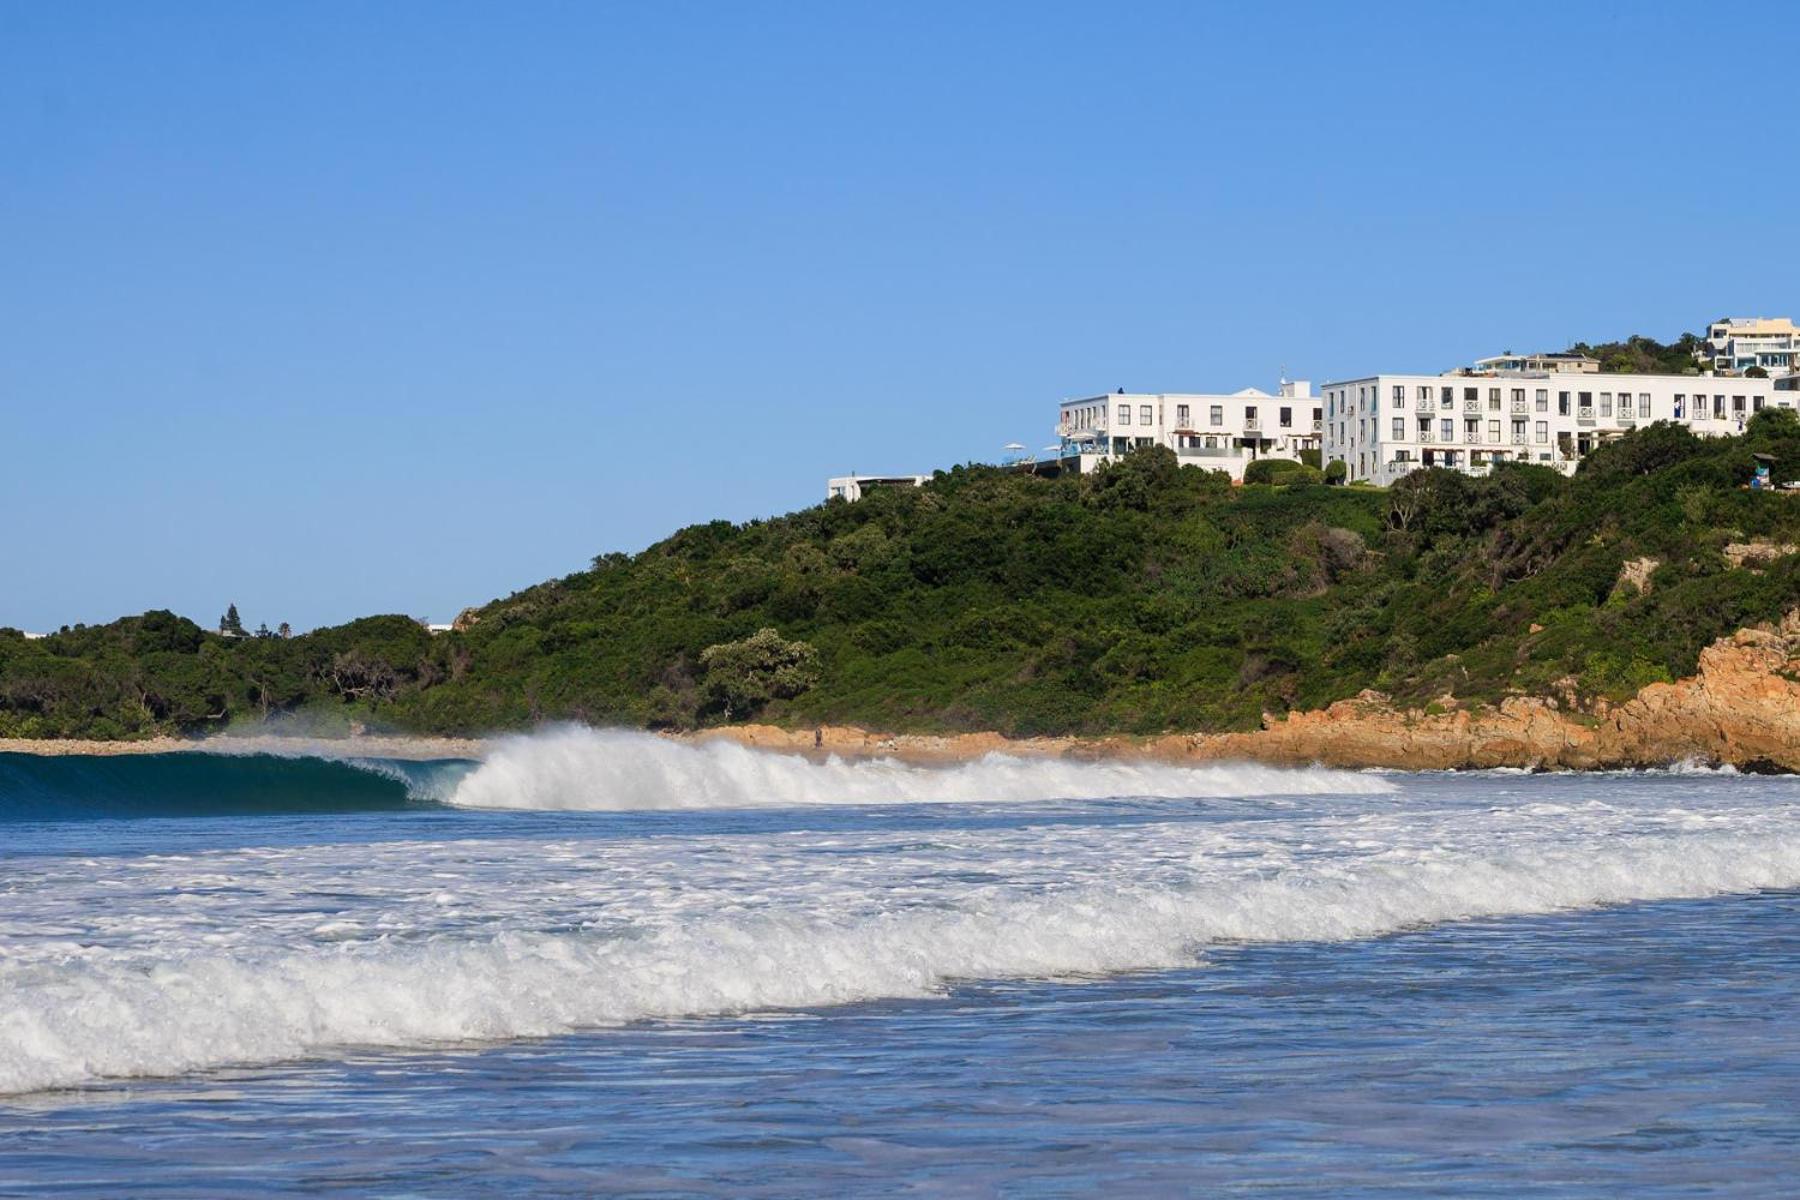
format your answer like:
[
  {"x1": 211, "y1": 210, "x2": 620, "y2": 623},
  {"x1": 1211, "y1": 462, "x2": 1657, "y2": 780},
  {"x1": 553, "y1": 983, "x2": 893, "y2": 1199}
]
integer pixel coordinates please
[{"x1": 2, "y1": 728, "x2": 1798, "y2": 1197}]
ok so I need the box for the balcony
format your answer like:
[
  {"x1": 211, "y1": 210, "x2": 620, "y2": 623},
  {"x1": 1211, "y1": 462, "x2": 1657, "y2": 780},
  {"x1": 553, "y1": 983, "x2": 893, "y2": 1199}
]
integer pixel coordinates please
[
  {"x1": 1244, "y1": 419, "x2": 1260, "y2": 432},
  {"x1": 1177, "y1": 445, "x2": 1242, "y2": 459},
  {"x1": 1416, "y1": 398, "x2": 1433, "y2": 413},
  {"x1": 1512, "y1": 434, "x2": 1529, "y2": 446},
  {"x1": 1418, "y1": 429, "x2": 1435, "y2": 444},
  {"x1": 1463, "y1": 399, "x2": 1482, "y2": 414},
  {"x1": 1577, "y1": 408, "x2": 1596, "y2": 423},
  {"x1": 1511, "y1": 400, "x2": 1528, "y2": 414},
  {"x1": 1312, "y1": 419, "x2": 1324, "y2": 432}
]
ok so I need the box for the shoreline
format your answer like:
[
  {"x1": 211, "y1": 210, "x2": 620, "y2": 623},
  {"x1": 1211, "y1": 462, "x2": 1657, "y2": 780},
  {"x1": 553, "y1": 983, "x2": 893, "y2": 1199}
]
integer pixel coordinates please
[{"x1": 6, "y1": 614, "x2": 1800, "y2": 773}]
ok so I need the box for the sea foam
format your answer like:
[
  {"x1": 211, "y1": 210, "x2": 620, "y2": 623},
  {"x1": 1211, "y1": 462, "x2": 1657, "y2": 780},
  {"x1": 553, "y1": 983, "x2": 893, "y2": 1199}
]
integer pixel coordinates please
[
  {"x1": 443, "y1": 725, "x2": 1395, "y2": 811},
  {"x1": 5, "y1": 830, "x2": 1800, "y2": 1095}
]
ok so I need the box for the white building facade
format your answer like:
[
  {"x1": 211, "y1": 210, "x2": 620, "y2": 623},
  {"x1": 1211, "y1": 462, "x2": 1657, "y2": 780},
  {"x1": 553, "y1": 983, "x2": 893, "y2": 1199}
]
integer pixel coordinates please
[
  {"x1": 826, "y1": 473, "x2": 928, "y2": 502},
  {"x1": 1056, "y1": 381, "x2": 1322, "y2": 481},
  {"x1": 1323, "y1": 372, "x2": 1798, "y2": 486}
]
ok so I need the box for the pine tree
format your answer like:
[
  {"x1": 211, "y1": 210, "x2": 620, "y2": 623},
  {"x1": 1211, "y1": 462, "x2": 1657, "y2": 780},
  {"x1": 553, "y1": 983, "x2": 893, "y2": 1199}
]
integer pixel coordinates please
[{"x1": 220, "y1": 604, "x2": 245, "y2": 636}]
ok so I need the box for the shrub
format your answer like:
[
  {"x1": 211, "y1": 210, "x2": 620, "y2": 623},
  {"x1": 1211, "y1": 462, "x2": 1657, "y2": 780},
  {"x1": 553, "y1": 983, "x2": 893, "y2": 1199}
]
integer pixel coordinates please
[
  {"x1": 699, "y1": 628, "x2": 820, "y2": 719},
  {"x1": 1324, "y1": 460, "x2": 1348, "y2": 485}
]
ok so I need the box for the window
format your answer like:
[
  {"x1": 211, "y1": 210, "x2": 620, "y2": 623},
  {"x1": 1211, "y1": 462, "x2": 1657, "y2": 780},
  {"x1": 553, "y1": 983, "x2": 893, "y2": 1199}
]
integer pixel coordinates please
[
  {"x1": 1419, "y1": 385, "x2": 1432, "y2": 400},
  {"x1": 1139, "y1": 404, "x2": 1153, "y2": 425},
  {"x1": 1392, "y1": 417, "x2": 1404, "y2": 439},
  {"x1": 1674, "y1": 394, "x2": 1685, "y2": 419},
  {"x1": 1733, "y1": 395, "x2": 1746, "y2": 414},
  {"x1": 1209, "y1": 405, "x2": 1223, "y2": 427},
  {"x1": 1619, "y1": 394, "x2": 1634, "y2": 418},
  {"x1": 1559, "y1": 391, "x2": 1571, "y2": 415},
  {"x1": 1755, "y1": 397, "x2": 1766, "y2": 412},
  {"x1": 1279, "y1": 406, "x2": 1292, "y2": 428},
  {"x1": 1117, "y1": 405, "x2": 1130, "y2": 425},
  {"x1": 1313, "y1": 407, "x2": 1321, "y2": 425},
  {"x1": 1536, "y1": 389, "x2": 1549, "y2": 412},
  {"x1": 1639, "y1": 393, "x2": 1651, "y2": 416},
  {"x1": 1579, "y1": 391, "x2": 1593, "y2": 411},
  {"x1": 1714, "y1": 395, "x2": 1725, "y2": 419},
  {"x1": 1465, "y1": 418, "x2": 1481, "y2": 441},
  {"x1": 1536, "y1": 421, "x2": 1549, "y2": 444},
  {"x1": 1440, "y1": 418, "x2": 1454, "y2": 440},
  {"x1": 1392, "y1": 385, "x2": 1404, "y2": 403},
  {"x1": 1599, "y1": 392, "x2": 1612, "y2": 417},
  {"x1": 1488, "y1": 420, "x2": 1501, "y2": 442},
  {"x1": 1176, "y1": 403, "x2": 1190, "y2": 426},
  {"x1": 1466, "y1": 387, "x2": 1481, "y2": 405},
  {"x1": 1441, "y1": 386, "x2": 1454, "y2": 407}
]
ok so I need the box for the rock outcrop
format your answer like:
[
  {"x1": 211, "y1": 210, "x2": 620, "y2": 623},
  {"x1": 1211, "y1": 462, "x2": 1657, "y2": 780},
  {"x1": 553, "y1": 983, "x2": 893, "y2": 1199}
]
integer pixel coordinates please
[{"x1": 695, "y1": 613, "x2": 1800, "y2": 772}]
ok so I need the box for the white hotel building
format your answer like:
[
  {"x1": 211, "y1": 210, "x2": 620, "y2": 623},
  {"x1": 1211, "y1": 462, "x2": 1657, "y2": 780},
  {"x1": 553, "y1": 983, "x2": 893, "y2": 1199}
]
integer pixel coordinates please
[
  {"x1": 1056, "y1": 380, "x2": 1322, "y2": 481},
  {"x1": 1322, "y1": 370, "x2": 1799, "y2": 486}
]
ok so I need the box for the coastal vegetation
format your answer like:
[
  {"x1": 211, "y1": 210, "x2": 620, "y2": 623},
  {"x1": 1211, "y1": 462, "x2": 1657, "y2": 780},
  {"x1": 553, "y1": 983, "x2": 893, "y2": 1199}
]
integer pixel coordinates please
[
  {"x1": 6, "y1": 413, "x2": 1800, "y2": 741},
  {"x1": 1569, "y1": 332, "x2": 1703, "y2": 375}
]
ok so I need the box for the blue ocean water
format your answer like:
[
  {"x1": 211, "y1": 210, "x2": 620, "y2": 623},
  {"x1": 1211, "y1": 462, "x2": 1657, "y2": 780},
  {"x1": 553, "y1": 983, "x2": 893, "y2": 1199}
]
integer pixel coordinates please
[{"x1": 2, "y1": 730, "x2": 1798, "y2": 1196}]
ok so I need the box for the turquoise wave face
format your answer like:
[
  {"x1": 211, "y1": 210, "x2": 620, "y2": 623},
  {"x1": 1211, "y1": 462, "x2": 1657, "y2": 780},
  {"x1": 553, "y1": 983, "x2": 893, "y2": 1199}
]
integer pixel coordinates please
[{"x1": 0, "y1": 752, "x2": 473, "y2": 820}]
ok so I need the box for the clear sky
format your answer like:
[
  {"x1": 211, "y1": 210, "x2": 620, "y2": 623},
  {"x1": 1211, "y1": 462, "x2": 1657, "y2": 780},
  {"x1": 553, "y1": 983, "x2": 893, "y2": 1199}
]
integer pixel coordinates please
[{"x1": 3, "y1": 1, "x2": 1796, "y2": 633}]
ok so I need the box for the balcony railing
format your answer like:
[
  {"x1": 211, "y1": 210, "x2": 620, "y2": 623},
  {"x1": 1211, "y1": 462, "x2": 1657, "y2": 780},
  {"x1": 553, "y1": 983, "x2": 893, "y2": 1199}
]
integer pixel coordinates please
[
  {"x1": 1464, "y1": 399, "x2": 1482, "y2": 413},
  {"x1": 1512, "y1": 433, "x2": 1529, "y2": 445},
  {"x1": 1312, "y1": 419, "x2": 1324, "y2": 432},
  {"x1": 1577, "y1": 408, "x2": 1596, "y2": 422},
  {"x1": 1511, "y1": 400, "x2": 1528, "y2": 414},
  {"x1": 1416, "y1": 398, "x2": 1433, "y2": 413},
  {"x1": 1418, "y1": 429, "x2": 1435, "y2": 443},
  {"x1": 1244, "y1": 419, "x2": 1260, "y2": 431}
]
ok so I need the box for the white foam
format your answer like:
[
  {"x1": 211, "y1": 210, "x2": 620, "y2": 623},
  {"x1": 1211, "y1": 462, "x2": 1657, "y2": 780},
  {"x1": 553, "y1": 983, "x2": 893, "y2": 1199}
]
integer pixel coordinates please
[
  {"x1": 444, "y1": 726, "x2": 1395, "y2": 811},
  {"x1": 5, "y1": 830, "x2": 1799, "y2": 1096}
]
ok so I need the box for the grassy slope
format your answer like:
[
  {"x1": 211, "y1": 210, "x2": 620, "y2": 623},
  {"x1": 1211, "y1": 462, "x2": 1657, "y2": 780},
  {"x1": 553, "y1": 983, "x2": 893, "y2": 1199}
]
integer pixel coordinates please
[{"x1": 7, "y1": 412, "x2": 1800, "y2": 740}]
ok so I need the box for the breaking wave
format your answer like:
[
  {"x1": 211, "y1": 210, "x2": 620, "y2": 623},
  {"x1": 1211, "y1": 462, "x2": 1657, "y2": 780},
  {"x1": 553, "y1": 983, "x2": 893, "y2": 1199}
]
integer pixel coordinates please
[
  {"x1": 0, "y1": 751, "x2": 467, "y2": 820},
  {"x1": 444, "y1": 726, "x2": 1396, "y2": 811},
  {"x1": 5, "y1": 830, "x2": 1799, "y2": 1095}
]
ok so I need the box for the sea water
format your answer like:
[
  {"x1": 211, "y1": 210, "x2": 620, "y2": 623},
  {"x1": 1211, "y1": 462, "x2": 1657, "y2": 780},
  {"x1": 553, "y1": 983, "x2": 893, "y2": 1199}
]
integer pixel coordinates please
[{"x1": 2, "y1": 728, "x2": 1798, "y2": 1196}]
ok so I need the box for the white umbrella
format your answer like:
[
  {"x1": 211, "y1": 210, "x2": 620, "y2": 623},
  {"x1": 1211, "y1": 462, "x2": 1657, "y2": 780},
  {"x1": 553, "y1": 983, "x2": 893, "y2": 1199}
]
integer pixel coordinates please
[{"x1": 1003, "y1": 442, "x2": 1026, "y2": 451}]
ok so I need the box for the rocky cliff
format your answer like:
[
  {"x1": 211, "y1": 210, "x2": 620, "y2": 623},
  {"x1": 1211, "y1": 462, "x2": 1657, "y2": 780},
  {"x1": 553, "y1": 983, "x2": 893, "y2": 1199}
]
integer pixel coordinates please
[{"x1": 698, "y1": 614, "x2": 1800, "y2": 772}]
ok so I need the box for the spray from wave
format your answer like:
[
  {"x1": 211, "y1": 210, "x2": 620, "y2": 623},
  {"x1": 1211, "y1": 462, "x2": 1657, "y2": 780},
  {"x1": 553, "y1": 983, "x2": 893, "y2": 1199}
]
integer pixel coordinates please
[
  {"x1": 444, "y1": 726, "x2": 1395, "y2": 811},
  {"x1": 5, "y1": 829, "x2": 1800, "y2": 1095}
]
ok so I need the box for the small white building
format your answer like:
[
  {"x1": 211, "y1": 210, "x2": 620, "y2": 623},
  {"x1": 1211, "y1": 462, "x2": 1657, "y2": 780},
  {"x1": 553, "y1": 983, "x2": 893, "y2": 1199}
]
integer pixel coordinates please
[
  {"x1": 826, "y1": 473, "x2": 928, "y2": 503},
  {"x1": 1701, "y1": 317, "x2": 1800, "y2": 376},
  {"x1": 1055, "y1": 380, "x2": 1322, "y2": 481},
  {"x1": 1323, "y1": 369, "x2": 1799, "y2": 486},
  {"x1": 1472, "y1": 352, "x2": 1599, "y2": 374}
]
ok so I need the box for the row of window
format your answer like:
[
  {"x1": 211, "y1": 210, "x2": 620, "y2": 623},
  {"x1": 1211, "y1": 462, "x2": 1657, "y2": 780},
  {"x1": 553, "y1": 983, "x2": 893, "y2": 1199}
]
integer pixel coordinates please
[
  {"x1": 1327, "y1": 381, "x2": 1779, "y2": 423},
  {"x1": 1110, "y1": 404, "x2": 1322, "y2": 429}
]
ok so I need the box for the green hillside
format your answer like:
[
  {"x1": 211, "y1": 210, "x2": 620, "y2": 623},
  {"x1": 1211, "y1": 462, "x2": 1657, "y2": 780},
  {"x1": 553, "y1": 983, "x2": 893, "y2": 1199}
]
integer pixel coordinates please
[{"x1": 8, "y1": 412, "x2": 1800, "y2": 741}]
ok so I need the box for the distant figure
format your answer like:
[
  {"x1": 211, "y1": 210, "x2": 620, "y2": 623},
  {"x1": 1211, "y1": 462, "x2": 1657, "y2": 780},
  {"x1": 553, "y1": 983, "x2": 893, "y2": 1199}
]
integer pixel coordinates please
[{"x1": 814, "y1": 728, "x2": 823, "y2": 749}]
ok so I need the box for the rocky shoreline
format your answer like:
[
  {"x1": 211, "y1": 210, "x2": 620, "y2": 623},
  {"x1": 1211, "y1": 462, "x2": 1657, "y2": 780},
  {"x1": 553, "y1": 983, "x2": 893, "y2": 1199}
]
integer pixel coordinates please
[
  {"x1": 6, "y1": 617, "x2": 1800, "y2": 772},
  {"x1": 696, "y1": 614, "x2": 1800, "y2": 773}
]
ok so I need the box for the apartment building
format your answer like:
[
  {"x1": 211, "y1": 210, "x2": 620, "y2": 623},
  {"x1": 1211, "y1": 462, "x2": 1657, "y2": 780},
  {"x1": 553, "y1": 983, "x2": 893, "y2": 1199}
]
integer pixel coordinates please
[
  {"x1": 1056, "y1": 380, "x2": 1322, "y2": 481},
  {"x1": 1322, "y1": 371, "x2": 1798, "y2": 486},
  {"x1": 1700, "y1": 317, "x2": 1800, "y2": 375}
]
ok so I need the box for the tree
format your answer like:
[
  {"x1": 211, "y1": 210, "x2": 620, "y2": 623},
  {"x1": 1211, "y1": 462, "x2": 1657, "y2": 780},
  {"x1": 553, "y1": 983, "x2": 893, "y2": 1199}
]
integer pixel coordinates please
[
  {"x1": 699, "y1": 628, "x2": 820, "y2": 719},
  {"x1": 1324, "y1": 460, "x2": 1348, "y2": 485},
  {"x1": 278, "y1": 622, "x2": 292, "y2": 639},
  {"x1": 219, "y1": 604, "x2": 245, "y2": 636},
  {"x1": 1746, "y1": 366, "x2": 1769, "y2": 379}
]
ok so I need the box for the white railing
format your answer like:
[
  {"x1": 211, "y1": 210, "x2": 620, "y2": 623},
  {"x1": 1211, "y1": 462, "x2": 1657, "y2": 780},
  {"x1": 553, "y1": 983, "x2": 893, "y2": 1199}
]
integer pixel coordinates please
[
  {"x1": 1577, "y1": 408, "x2": 1595, "y2": 421},
  {"x1": 1511, "y1": 400, "x2": 1528, "y2": 414}
]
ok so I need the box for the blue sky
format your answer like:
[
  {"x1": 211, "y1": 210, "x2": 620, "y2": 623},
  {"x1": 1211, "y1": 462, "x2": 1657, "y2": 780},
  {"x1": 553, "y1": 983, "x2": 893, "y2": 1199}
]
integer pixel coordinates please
[{"x1": 3, "y1": 1, "x2": 1796, "y2": 632}]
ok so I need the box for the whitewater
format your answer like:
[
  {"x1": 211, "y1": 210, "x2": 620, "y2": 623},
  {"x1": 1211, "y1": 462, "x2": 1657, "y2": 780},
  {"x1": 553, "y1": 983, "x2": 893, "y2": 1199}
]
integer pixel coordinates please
[{"x1": 4, "y1": 727, "x2": 1799, "y2": 1194}]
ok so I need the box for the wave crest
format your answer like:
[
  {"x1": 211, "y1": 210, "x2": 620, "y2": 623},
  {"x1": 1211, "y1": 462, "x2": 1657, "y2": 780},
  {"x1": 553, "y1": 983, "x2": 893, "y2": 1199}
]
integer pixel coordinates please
[{"x1": 443, "y1": 726, "x2": 1396, "y2": 811}]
